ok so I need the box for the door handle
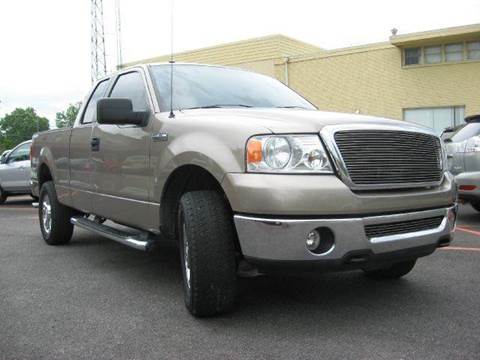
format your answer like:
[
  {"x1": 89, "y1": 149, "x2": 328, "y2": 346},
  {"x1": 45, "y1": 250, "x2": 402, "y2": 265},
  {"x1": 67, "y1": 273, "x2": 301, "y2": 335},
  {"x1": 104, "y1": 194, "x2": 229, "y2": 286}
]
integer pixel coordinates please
[
  {"x1": 91, "y1": 137, "x2": 100, "y2": 152},
  {"x1": 152, "y1": 132, "x2": 168, "y2": 142}
]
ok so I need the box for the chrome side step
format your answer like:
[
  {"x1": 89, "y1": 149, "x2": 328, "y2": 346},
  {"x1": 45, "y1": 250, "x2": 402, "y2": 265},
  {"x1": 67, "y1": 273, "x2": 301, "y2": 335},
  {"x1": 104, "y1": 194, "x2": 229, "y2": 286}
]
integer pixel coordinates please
[{"x1": 70, "y1": 216, "x2": 156, "y2": 251}]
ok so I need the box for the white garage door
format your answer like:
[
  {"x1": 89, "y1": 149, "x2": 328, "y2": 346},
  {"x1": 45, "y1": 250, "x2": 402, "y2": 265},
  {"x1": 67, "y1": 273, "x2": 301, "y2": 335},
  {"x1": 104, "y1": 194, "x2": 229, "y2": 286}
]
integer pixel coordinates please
[{"x1": 403, "y1": 106, "x2": 465, "y2": 135}]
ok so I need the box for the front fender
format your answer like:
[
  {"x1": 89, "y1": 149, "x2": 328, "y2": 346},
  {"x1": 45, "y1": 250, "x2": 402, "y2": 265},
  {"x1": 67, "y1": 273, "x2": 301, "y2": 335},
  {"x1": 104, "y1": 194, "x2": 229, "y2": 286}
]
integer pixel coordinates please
[{"x1": 152, "y1": 131, "x2": 244, "y2": 202}]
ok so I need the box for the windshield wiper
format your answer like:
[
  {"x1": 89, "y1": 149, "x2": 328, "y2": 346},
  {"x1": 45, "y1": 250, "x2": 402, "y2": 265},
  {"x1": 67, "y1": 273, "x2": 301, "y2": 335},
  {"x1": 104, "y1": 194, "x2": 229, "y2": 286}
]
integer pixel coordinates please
[
  {"x1": 182, "y1": 104, "x2": 253, "y2": 110},
  {"x1": 275, "y1": 106, "x2": 308, "y2": 109}
]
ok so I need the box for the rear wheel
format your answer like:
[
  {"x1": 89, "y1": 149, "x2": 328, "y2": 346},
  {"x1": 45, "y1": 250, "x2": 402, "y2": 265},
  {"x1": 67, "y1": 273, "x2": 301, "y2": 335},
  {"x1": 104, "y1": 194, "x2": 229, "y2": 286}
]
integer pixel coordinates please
[
  {"x1": 39, "y1": 181, "x2": 74, "y2": 245},
  {"x1": 363, "y1": 259, "x2": 416, "y2": 279},
  {"x1": 471, "y1": 201, "x2": 480, "y2": 212},
  {"x1": 0, "y1": 186, "x2": 7, "y2": 205},
  {"x1": 178, "y1": 191, "x2": 237, "y2": 317}
]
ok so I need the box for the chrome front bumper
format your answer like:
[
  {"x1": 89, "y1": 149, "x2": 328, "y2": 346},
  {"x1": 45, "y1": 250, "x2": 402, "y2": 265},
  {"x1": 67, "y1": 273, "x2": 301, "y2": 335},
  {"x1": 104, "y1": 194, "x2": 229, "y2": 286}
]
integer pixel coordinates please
[{"x1": 234, "y1": 206, "x2": 457, "y2": 265}]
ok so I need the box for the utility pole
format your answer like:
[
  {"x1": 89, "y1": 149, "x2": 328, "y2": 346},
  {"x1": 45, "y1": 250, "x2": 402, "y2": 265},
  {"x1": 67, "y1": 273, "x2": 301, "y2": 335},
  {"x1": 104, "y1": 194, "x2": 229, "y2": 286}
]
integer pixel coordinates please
[
  {"x1": 115, "y1": 0, "x2": 123, "y2": 70},
  {"x1": 91, "y1": 0, "x2": 107, "y2": 83}
]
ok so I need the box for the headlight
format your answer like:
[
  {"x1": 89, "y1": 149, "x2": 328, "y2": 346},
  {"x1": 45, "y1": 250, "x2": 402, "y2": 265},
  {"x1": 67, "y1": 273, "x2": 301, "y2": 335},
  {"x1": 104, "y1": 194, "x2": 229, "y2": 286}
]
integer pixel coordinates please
[
  {"x1": 440, "y1": 141, "x2": 448, "y2": 171},
  {"x1": 246, "y1": 135, "x2": 333, "y2": 173}
]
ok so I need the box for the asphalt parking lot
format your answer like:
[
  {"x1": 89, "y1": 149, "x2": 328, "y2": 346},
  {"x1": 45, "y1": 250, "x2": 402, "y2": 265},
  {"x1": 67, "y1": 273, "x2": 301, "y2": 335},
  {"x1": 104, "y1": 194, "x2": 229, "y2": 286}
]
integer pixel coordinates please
[{"x1": 1, "y1": 197, "x2": 479, "y2": 360}]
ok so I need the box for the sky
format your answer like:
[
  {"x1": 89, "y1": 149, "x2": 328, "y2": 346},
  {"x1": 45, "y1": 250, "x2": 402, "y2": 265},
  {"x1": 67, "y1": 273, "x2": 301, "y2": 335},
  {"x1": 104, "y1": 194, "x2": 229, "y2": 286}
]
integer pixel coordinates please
[{"x1": 0, "y1": 0, "x2": 479, "y2": 126}]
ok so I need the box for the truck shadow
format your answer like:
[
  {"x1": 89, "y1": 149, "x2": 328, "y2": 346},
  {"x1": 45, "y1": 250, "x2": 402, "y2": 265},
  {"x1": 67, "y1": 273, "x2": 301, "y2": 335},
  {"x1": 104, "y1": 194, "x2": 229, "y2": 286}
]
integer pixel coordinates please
[{"x1": 68, "y1": 229, "x2": 440, "y2": 327}]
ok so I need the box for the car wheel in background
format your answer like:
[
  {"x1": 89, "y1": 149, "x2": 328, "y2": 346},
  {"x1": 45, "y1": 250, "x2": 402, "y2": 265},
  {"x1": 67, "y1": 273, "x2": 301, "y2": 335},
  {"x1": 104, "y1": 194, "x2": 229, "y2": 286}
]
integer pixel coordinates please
[
  {"x1": 178, "y1": 190, "x2": 237, "y2": 317},
  {"x1": 470, "y1": 201, "x2": 480, "y2": 212},
  {"x1": 363, "y1": 259, "x2": 417, "y2": 279},
  {"x1": 39, "y1": 181, "x2": 74, "y2": 245},
  {"x1": 0, "y1": 186, "x2": 7, "y2": 205}
]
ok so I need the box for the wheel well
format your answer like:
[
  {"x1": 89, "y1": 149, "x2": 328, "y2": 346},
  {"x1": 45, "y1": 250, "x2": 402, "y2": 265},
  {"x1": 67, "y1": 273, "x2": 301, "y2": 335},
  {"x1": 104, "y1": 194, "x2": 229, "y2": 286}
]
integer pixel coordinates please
[
  {"x1": 38, "y1": 163, "x2": 53, "y2": 189},
  {"x1": 160, "y1": 165, "x2": 239, "y2": 248}
]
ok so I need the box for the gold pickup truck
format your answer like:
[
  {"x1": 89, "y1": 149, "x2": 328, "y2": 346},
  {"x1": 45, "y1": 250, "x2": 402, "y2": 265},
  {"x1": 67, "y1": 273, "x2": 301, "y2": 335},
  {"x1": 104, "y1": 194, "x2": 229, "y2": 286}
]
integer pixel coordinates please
[{"x1": 31, "y1": 63, "x2": 457, "y2": 317}]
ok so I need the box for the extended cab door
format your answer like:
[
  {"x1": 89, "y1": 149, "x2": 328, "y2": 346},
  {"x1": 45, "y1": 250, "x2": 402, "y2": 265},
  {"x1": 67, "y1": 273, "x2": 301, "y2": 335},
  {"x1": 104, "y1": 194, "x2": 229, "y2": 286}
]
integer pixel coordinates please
[
  {"x1": 0, "y1": 142, "x2": 31, "y2": 191},
  {"x1": 69, "y1": 78, "x2": 110, "y2": 213},
  {"x1": 91, "y1": 70, "x2": 157, "y2": 230}
]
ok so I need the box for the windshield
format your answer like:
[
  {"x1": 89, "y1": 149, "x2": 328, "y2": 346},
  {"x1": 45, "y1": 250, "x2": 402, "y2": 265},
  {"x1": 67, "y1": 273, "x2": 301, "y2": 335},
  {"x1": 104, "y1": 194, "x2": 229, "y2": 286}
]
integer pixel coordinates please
[
  {"x1": 150, "y1": 64, "x2": 315, "y2": 112},
  {"x1": 451, "y1": 122, "x2": 480, "y2": 142}
]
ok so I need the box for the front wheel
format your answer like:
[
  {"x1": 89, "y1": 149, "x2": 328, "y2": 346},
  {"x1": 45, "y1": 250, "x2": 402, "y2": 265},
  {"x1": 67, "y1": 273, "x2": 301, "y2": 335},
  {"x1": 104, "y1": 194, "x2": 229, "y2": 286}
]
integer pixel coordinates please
[
  {"x1": 39, "y1": 181, "x2": 74, "y2": 245},
  {"x1": 363, "y1": 259, "x2": 416, "y2": 279},
  {"x1": 178, "y1": 191, "x2": 237, "y2": 317}
]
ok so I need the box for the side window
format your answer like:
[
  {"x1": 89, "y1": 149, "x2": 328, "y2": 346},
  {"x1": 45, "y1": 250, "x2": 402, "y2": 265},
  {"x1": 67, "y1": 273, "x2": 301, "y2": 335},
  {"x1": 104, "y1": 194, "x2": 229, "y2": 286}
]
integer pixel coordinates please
[
  {"x1": 7, "y1": 143, "x2": 30, "y2": 163},
  {"x1": 109, "y1": 72, "x2": 149, "y2": 111},
  {"x1": 81, "y1": 79, "x2": 110, "y2": 124}
]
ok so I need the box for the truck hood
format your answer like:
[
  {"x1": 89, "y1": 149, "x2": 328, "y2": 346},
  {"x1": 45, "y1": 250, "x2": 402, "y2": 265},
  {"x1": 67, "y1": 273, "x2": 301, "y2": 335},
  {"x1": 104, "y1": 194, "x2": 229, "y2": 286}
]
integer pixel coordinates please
[{"x1": 180, "y1": 108, "x2": 427, "y2": 134}]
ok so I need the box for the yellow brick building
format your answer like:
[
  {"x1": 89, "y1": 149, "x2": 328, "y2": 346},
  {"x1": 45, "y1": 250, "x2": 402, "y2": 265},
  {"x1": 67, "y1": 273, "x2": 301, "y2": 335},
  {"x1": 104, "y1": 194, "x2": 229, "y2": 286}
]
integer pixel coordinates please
[{"x1": 125, "y1": 24, "x2": 480, "y2": 134}]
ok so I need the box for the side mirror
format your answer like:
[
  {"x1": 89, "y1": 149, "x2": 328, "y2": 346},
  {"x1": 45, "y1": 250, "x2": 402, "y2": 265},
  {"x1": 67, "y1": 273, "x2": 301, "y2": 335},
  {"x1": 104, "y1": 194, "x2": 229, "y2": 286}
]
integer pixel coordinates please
[
  {"x1": 0, "y1": 157, "x2": 6, "y2": 164},
  {"x1": 97, "y1": 98, "x2": 149, "y2": 126}
]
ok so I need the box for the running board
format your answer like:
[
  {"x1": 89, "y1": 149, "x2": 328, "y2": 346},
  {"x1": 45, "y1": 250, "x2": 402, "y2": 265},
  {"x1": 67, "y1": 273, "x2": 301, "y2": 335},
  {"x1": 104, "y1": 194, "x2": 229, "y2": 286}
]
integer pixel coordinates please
[{"x1": 70, "y1": 216, "x2": 156, "y2": 251}]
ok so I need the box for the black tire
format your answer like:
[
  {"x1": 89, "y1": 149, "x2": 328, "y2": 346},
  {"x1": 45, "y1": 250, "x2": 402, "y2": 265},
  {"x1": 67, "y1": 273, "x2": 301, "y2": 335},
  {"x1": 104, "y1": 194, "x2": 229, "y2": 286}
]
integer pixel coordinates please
[
  {"x1": 178, "y1": 191, "x2": 237, "y2": 317},
  {"x1": 39, "y1": 181, "x2": 74, "y2": 245},
  {"x1": 471, "y1": 201, "x2": 480, "y2": 212},
  {"x1": 363, "y1": 259, "x2": 416, "y2": 279},
  {"x1": 0, "y1": 186, "x2": 7, "y2": 205}
]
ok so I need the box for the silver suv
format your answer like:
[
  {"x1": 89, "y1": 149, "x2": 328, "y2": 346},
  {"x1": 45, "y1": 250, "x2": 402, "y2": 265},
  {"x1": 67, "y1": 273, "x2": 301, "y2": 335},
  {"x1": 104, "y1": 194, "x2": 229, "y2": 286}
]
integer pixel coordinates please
[
  {"x1": 0, "y1": 140, "x2": 32, "y2": 204},
  {"x1": 445, "y1": 115, "x2": 480, "y2": 210}
]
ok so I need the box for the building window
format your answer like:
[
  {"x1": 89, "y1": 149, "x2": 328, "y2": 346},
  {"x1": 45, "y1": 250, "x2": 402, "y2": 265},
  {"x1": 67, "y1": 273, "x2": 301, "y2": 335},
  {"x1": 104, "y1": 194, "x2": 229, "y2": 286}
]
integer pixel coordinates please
[
  {"x1": 424, "y1": 45, "x2": 442, "y2": 64},
  {"x1": 467, "y1": 41, "x2": 480, "y2": 60},
  {"x1": 445, "y1": 43, "x2": 464, "y2": 62},
  {"x1": 404, "y1": 47, "x2": 421, "y2": 65},
  {"x1": 403, "y1": 40, "x2": 480, "y2": 66},
  {"x1": 404, "y1": 106, "x2": 465, "y2": 135}
]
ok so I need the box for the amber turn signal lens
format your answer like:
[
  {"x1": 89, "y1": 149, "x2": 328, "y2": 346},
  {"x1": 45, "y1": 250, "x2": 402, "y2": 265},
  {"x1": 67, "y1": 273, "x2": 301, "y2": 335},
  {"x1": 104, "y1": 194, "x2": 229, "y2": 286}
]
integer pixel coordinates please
[{"x1": 247, "y1": 139, "x2": 263, "y2": 164}]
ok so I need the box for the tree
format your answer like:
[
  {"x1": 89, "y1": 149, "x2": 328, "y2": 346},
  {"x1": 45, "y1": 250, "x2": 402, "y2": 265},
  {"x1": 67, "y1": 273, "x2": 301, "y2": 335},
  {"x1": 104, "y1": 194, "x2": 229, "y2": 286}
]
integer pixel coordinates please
[
  {"x1": 0, "y1": 107, "x2": 49, "y2": 150},
  {"x1": 55, "y1": 103, "x2": 81, "y2": 128}
]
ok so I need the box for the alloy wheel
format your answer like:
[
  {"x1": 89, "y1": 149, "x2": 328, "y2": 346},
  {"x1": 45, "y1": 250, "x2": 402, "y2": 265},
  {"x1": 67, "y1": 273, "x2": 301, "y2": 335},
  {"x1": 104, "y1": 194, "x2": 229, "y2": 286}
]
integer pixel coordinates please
[{"x1": 41, "y1": 194, "x2": 52, "y2": 236}]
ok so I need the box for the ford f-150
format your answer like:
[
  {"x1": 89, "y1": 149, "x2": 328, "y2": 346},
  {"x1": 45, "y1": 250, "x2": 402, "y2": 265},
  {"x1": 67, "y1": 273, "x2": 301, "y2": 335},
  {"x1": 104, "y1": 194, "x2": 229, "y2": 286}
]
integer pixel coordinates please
[{"x1": 31, "y1": 63, "x2": 457, "y2": 317}]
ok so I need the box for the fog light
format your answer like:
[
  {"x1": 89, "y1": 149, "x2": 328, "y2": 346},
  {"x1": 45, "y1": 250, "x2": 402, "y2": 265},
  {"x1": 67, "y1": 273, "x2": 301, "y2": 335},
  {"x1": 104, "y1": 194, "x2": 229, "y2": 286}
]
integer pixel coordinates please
[{"x1": 306, "y1": 230, "x2": 321, "y2": 251}]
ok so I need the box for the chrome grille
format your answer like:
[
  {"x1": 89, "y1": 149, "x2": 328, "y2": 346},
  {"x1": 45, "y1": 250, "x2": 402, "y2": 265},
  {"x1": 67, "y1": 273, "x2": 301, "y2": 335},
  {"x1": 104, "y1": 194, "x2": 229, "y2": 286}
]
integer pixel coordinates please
[
  {"x1": 333, "y1": 130, "x2": 443, "y2": 187},
  {"x1": 365, "y1": 216, "x2": 444, "y2": 238}
]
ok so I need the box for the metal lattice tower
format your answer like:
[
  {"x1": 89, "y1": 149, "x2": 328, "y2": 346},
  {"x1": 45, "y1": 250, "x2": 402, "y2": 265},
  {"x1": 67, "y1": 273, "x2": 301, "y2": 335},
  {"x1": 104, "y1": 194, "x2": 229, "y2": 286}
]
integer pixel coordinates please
[
  {"x1": 91, "y1": 0, "x2": 107, "y2": 83},
  {"x1": 115, "y1": 0, "x2": 123, "y2": 69}
]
